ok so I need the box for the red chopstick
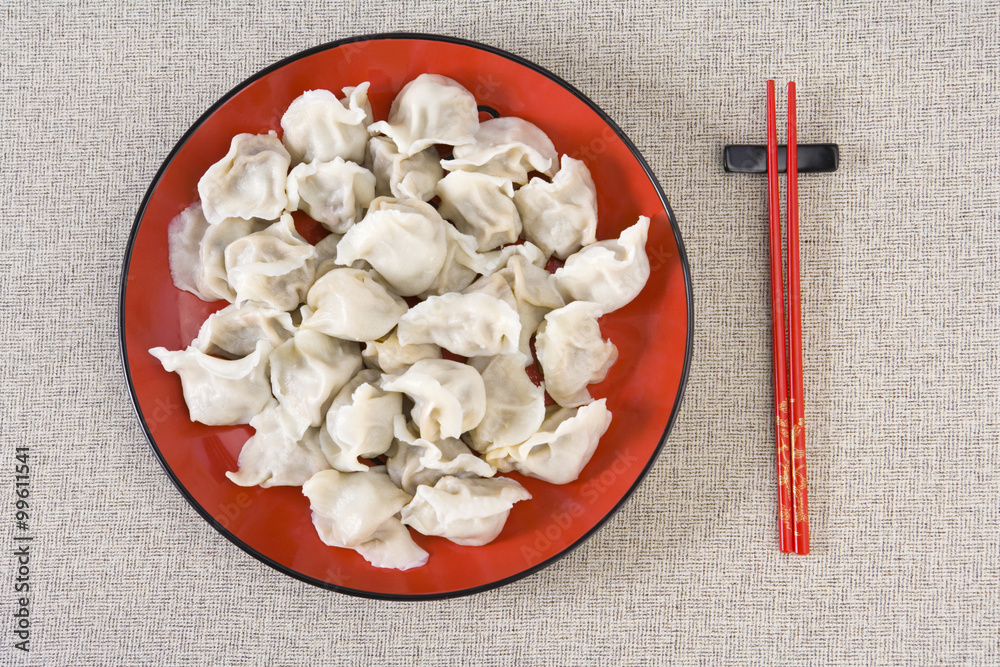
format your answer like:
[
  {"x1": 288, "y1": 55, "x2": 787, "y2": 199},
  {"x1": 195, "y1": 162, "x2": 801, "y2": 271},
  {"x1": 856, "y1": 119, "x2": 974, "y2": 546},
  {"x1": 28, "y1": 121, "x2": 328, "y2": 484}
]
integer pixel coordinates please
[
  {"x1": 786, "y1": 83, "x2": 810, "y2": 554},
  {"x1": 766, "y1": 80, "x2": 794, "y2": 553}
]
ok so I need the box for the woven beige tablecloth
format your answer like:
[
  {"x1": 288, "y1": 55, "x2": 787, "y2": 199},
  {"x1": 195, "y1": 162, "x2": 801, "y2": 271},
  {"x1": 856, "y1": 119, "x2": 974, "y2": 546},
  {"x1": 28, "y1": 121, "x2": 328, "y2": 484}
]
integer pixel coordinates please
[{"x1": 2, "y1": 1, "x2": 998, "y2": 665}]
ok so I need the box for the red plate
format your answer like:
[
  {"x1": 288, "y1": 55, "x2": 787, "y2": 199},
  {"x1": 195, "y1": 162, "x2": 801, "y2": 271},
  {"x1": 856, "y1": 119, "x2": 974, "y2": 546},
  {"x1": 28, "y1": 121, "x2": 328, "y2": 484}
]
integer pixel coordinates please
[{"x1": 119, "y1": 33, "x2": 693, "y2": 599}]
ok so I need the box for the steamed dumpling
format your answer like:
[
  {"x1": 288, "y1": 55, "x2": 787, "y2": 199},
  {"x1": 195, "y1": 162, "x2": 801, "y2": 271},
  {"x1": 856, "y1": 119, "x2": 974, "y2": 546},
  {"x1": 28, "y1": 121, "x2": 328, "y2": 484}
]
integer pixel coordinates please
[
  {"x1": 354, "y1": 516, "x2": 430, "y2": 571},
  {"x1": 148, "y1": 340, "x2": 272, "y2": 426},
  {"x1": 485, "y1": 399, "x2": 612, "y2": 484},
  {"x1": 312, "y1": 231, "x2": 348, "y2": 279},
  {"x1": 396, "y1": 292, "x2": 520, "y2": 358},
  {"x1": 462, "y1": 271, "x2": 518, "y2": 312},
  {"x1": 191, "y1": 301, "x2": 296, "y2": 359},
  {"x1": 362, "y1": 329, "x2": 441, "y2": 375},
  {"x1": 335, "y1": 197, "x2": 448, "y2": 296},
  {"x1": 467, "y1": 353, "x2": 546, "y2": 453},
  {"x1": 381, "y1": 359, "x2": 487, "y2": 441},
  {"x1": 304, "y1": 468, "x2": 412, "y2": 547},
  {"x1": 554, "y1": 216, "x2": 651, "y2": 314},
  {"x1": 321, "y1": 370, "x2": 403, "y2": 472},
  {"x1": 167, "y1": 203, "x2": 268, "y2": 302},
  {"x1": 476, "y1": 241, "x2": 547, "y2": 278},
  {"x1": 497, "y1": 255, "x2": 565, "y2": 360},
  {"x1": 513, "y1": 155, "x2": 598, "y2": 259},
  {"x1": 418, "y1": 223, "x2": 483, "y2": 297},
  {"x1": 225, "y1": 402, "x2": 331, "y2": 488},
  {"x1": 300, "y1": 268, "x2": 408, "y2": 342},
  {"x1": 387, "y1": 415, "x2": 496, "y2": 495},
  {"x1": 286, "y1": 158, "x2": 376, "y2": 233},
  {"x1": 198, "y1": 132, "x2": 291, "y2": 224},
  {"x1": 442, "y1": 116, "x2": 558, "y2": 184},
  {"x1": 367, "y1": 135, "x2": 443, "y2": 201},
  {"x1": 269, "y1": 330, "x2": 363, "y2": 438},
  {"x1": 280, "y1": 84, "x2": 373, "y2": 165},
  {"x1": 303, "y1": 468, "x2": 428, "y2": 570},
  {"x1": 436, "y1": 171, "x2": 521, "y2": 252},
  {"x1": 400, "y1": 476, "x2": 531, "y2": 546},
  {"x1": 368, "y1": 74, "x2": 479, "y2": 156},
  {"x1": 535, "y1": 301, "x2": 618, "y2": 408},
  {"x1": 224, "y1": 213, "x2": 317, "y2": 311}
]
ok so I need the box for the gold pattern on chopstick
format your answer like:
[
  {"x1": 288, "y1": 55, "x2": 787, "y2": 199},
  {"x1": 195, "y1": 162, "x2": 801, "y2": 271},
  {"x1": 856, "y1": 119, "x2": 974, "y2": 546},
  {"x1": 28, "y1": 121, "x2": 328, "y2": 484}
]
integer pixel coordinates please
[
  {"x1": 791, "y1": 417, "x2": 808, "y2": 524},
  {"x1": 780, "y1": 504, "x2": 792, "y2": 528},
  {"x1": 776, "y1": 400, "x2": 793, "y2": 530},
  {"x1": 776, "y1": 399, "x2": 789, "y2": 438}
]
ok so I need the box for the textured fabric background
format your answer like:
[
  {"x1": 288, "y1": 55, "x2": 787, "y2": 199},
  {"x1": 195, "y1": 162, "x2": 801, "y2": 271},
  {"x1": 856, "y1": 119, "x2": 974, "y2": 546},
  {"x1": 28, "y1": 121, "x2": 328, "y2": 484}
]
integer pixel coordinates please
[{"x1": 2, "y1": 1, "x2": 998, "y2": 665}]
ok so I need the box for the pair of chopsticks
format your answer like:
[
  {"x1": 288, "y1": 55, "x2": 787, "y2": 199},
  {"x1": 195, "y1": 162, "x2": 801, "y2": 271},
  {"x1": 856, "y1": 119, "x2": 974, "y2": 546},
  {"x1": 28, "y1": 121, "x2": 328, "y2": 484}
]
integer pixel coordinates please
[{"x1": 766, "y1": 80, "x2": 809, "y2": 555}]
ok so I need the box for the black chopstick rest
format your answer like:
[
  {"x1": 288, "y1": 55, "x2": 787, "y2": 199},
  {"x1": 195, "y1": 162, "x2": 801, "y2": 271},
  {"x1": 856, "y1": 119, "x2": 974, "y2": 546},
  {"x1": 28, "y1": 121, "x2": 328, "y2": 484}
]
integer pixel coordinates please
[{"x1": 723, "y1": 144, "x2": 839, "y2": 173}]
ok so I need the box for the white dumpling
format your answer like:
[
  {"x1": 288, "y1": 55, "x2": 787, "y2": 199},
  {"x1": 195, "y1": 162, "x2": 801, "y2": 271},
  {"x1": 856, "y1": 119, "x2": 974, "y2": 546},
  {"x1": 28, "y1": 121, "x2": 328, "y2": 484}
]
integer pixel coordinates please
[
  {"x1": 312, "y1": 231, "x2": 373, "y2": 277},
  {"x1": 485, "y1": 399, "x2": 612, "y2": 484},
  {"x1": 270, "y1": 330, "x2": 363, "y2": 437},
  {"x1": 554, "y1": 216, "x2": 651, "y2": 314},
  {"x1": 462, "y1": 272, "x2": 518, "y2": 311},
  {"x1": 312, "y1": 231, "x2": 343, "y2": 264},
  {"x1": 436, "y1": 171, "x2": 521, "y2": 252},
  {"x1": 362, "y1": 329, "x2": 441, "y2": 375},
  {"x1": 367, "y1": 135, "x2": 443, "y2": 201},
  {"x1": 191, "y1": 302, "x2": 296, "y2": 359},
  {"x1": 400, "y1": 476, "x2": 531, "y2": 546},
  {"x1": 225, "y1": 402, "x2": 331, "y2": 488},
  {"x1": 321, "y1": 369, "x2": 403, "y2": 472},
  {"x1": 467, "y1": 353, "x2": 546, "y2": 453},
  {"x1": 442, "y1": 117, "x2": 558, "y2": 184},
  {"x1": 304, "y1": 468, "x2": 410, "y2": 548},
  {"x1": 224, "y1": 213, "x2": 317, "y2": 311},
  {"x1": 396, "y1": 292, "x2": 520, "y2": 357},
  {"x1": 513, "y1": 155, "x2": 598, "y2": 259},
  {"x1": 149, "y1": 340, "x2": 272, "y2": 426},
  {"x1": 352, "y1": 516, "x2": 429, "y2": 570},
  {"x1": 497, "y1": 255, "x2": 565, "y2": 360},
  {"x1": 280, "y1": 84, "x2": 373, "y2": 165},
  {"x1": 198, "y1": 131, "x2": 290, "y2": 225},
  {"x1": 286, "y1": 158, "x2": 376, "y2": 233},
  {"x1": 335, "y1": 197, "x2": 447, "y2": 296},
  {"x1": 535, "y1": 301, "x2": 618, "y2": 408},
  {"x1": 300, "y1": 268, "x2": 408, "y2": 342},
  {"x1": 168, "y1": 203, "x2": 268, "y2": 302},
  {"x1": 387, "y1": 415, "x2": 496, "y2": 495},
  {"x1": 381, "y1": 359, "x2": 487, "y2": 441},
  {"x1": 418, "y1": 223, "x2": 482, "y2": 297},
  {"x1": 309, "y1": 232, "x2": 343, "y2": 280},
  {"x1": 368, "y1": 73, "x2": 479, "y2": 156},
  {"x1": 476, "y1": 241, "x2": 547, "y2": 278}
]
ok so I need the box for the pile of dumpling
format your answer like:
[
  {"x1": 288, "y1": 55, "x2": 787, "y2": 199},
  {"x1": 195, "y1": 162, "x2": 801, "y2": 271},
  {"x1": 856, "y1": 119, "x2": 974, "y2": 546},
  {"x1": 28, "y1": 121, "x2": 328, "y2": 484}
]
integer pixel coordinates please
[{"x1": 150, "y1": 74, "x2": 651, "y2": 570}]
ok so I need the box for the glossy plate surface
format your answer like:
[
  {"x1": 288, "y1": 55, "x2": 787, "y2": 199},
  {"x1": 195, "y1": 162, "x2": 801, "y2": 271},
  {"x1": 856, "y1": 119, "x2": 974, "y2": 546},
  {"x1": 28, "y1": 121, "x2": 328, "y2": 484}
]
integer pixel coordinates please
[{"x1": 120, "y1": 33, "x2": 693, "y2": 599}]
